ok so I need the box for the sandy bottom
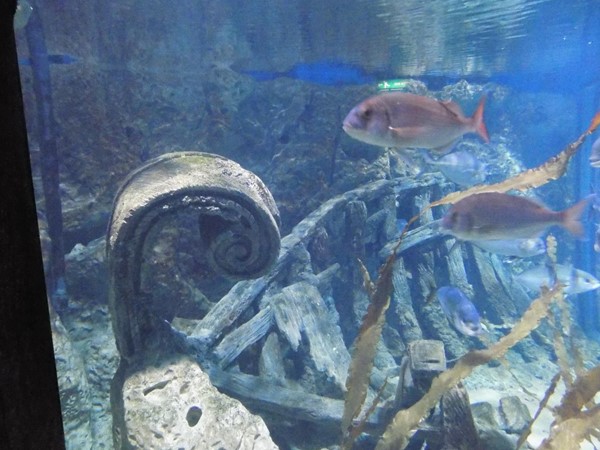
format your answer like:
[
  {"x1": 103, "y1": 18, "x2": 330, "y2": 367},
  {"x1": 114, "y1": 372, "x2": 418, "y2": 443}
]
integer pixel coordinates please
[{"x1": 463, "y1": 337, "x2": 600, "y2": 449}]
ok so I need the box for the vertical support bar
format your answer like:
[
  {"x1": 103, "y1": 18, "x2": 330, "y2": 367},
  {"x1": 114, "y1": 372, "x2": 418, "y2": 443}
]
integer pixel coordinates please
[
  {"x1": 0, "y1": 2, "x2": 65, "y2": 448},
  {"x1": 24, "y1": 5, "x2": 65, "y2": 303}
]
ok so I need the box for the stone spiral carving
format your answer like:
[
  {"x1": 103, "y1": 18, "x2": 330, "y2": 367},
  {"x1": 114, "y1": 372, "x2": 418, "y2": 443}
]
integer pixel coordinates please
[{"x1": 106, "y1": 152, "x2": 280, "y2": 359}]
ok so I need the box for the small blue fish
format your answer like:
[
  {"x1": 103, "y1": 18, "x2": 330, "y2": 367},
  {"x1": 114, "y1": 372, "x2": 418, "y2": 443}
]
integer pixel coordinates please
[
  {"x1": 437, "y1": 286, "x2": 483, "y2": 336},
  {"x1": 19, "y1": 53, "x2": 78, "y2": 66}
]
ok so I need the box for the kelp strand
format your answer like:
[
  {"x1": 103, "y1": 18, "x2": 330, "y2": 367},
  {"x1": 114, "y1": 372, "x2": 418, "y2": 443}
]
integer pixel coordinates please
[
  {"x1": 342, "y1": 113, "x2": 600, "y2": 449},
  {"x1": 516, "y1": 371, "x2": 561, "y2": 449},
  {"x1": 429, "y1": 110, "x2": 600, "y2": 209},
  {"x1": 340, "y1": 254, "x2": 396, "y2": 449},
  {"x1": 375, "y1": 284, "x2": 560, "y2": 449}
]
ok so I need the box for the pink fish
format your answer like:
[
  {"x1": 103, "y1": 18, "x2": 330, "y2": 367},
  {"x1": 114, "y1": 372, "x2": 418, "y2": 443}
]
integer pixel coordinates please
[
  {"x1": 343, "y1": 92, "x2": 489, "y2": 153},
  {"x1": 441, "y1": 192, "x2": 589, "y2": 241}
]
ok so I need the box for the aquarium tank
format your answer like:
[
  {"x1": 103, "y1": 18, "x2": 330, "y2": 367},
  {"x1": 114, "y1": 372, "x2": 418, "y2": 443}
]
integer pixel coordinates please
[{"x1": 12, "y1": 0, "x2": 600, "y2": 448}]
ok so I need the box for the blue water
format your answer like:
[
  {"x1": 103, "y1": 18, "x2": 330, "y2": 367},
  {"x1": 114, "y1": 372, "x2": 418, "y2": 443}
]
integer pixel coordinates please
[{"x1": 15, "y1": 0, "x2": 600, "y2": 448}]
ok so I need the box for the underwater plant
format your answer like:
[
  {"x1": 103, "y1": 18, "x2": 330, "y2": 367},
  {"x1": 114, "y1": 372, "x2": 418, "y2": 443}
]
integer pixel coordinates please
[{"x1": 341, "y1": 111, "x2": 600, "y2": 449}]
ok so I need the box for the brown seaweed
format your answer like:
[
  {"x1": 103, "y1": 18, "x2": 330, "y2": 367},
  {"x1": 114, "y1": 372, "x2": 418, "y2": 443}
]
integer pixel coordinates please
[
  {"x1": 537, "y1": 404, "x2": 600, "y2": 450},
  {"x1": 375, "y1": 283, "x2": 560, "y2": 449},
  {"x1": 554, "y1": 364, "x2": 600, "y2": 422},
  {"x1": 551, "y1": 294, "x2": 574, "y2": 388},
  {"x1": 340, "y1": 255, "x2": 396, "y2": 449},
  {"x1": 516, "y1": 371, "x2": 561, "y2": 449},
  {"x1": 341, "y1": 113, "x2": 600, "y2": 449},
  {"x1": 428, "y1": 110, "x2": 600, "y2": 209},
  {"x1": 526, "y1": 359, "x2": 600, "y2": 448}
]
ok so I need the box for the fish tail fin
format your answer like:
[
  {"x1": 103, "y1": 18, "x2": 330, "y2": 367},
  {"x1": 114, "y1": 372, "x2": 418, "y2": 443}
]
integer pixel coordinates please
[
  {"x1": 472, "y1": 96, "x2": 489, "y2": 143},
  {"x1": 561, "y1": 196, "x2": 591, "y2": 237}
]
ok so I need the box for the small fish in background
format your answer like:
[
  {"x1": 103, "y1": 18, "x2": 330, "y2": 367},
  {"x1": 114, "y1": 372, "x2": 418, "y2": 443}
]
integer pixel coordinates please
[
  {"x1": 472, "y1": 237, "x2": 546, "y2": 258},
  {"x1": 421, "y1": 149, "x2": 487, "y2": 187},
  {"x1": 13, "y1": 0, "x2": 33, "y2": 30},
  {"x1": 18, "y1": 53, "x2": 78, "y2": 66},
  {"x1": 588, "y1": 136, "x2": 600, "y2": 168},
  {"x1": 436, "y1": 286, "x2": 483, "y2": 336},
  {"x1": 516, "y1": 264, "x2": 600, "y2": 295},
  {"x1": 342, "y1": 92, "x2": 489, "y2": 153},
  {"x1": 441, "y1": 192, "x2": 590, "y2": 241}
]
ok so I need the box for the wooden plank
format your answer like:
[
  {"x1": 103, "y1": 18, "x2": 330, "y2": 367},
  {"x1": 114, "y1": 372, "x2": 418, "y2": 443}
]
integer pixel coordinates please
[
  {"x1": 213, "y1": 306, "x2": 274, "y2": 368},
  {"x1": 209, "y1": 369, "x2": 386, "y2": 431}
]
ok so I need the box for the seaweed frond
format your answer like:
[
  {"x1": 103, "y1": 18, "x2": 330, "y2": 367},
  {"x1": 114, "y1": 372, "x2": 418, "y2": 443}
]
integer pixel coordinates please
[
  {"x1": 537, "y1": 404, "x2": 600, "y2": 450},
  {"x1": 551, "y1": 293, "x2": 574, "y2": 388},
  {"x1": 428, "y1": 110, "x2": 600, "y2": 209},
  {"x1": 340, "y1": 112, "x2": 600, "y2": 450},
  {"x1": 341, "y1": 251, "x2": 397, "y2": 448},
  {"x1": 516, "y1": 371, "x2": 561, "y2": 449},
  {"x1": 536, "y1": 364, "x2": 600, "y2": 449},
  {"x1": 554, "y1": 364, "x2": 600, "y2": 422},
  {"x1": 375, "y1": 283, "x2": 560, "y2": 450}
]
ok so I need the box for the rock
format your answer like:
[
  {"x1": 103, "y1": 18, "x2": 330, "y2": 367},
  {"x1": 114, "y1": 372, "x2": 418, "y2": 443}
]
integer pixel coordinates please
[
  {"x1": 50, "y1": 309, "x2": 93, "y2": 449},
  {"x1": 64, "y1": 237, "x2": 108, "y2": 304},
  {"x1": 478, "y1": 428, "x2": 519, "y2": 450},
  {"x1": 472, "y1": 401, "x2": 500, "y2": 429},
  {"x1": 472, "y1": 401, "x2": 520, "y2": 450},
  {"x1": 499, "y1": 395, "x2": 532, "y2": 434},
  {"x1": 122, "y1": 356, "x2": 278, "y2": 450}
]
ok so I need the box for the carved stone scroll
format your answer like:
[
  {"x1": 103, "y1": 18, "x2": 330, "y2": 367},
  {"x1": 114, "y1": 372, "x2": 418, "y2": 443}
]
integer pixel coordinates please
[{"x1": 106, "y1": 151, "x2": 281, "y2": 360}]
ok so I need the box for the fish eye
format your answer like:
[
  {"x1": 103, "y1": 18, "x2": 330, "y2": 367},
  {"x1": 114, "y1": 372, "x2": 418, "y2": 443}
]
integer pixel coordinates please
[{"x1": 362, "y1": 107, "x2": 372, "y2": 119}]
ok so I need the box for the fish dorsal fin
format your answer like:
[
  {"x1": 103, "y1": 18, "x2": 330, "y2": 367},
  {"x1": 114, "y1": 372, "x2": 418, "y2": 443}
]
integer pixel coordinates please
[{"x1": 439, "y1": 100, "x2": 464, "y2": 119}]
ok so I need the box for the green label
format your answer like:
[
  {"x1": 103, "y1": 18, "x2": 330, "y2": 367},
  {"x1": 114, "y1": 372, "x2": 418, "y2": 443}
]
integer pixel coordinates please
[{"x1": 377, "y1": 79, "x2": 410, "y2": 91}]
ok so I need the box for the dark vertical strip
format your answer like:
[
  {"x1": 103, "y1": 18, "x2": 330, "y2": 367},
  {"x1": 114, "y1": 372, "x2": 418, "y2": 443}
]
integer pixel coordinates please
[
  {"x1": 0, "y1": 2, "x2": 65, "y2": 449},
  {"x1": 24, "y1": 5, "x2": 65, "y2": 299}
]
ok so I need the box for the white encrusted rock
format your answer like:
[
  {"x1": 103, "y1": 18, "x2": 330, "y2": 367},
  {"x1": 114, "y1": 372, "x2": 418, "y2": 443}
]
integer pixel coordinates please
[{"x1": 123, "y1": 356, "x2": 279, "y2": 450}]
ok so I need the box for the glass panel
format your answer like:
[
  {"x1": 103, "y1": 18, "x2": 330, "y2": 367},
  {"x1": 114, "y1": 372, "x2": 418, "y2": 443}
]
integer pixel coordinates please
[{"x1": 14, "y1": 1, "x2": 600, "y2": 448}]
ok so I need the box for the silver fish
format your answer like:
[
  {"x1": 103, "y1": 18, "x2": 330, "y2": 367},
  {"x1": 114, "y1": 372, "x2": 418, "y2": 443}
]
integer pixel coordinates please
[
  {"x1": 437, "y1": 286, "x2": 483, "y2": 336},
  {"x1": 472, "y1": 238, "x2": 546, "y2": 258},
  {"x1": 343, "y1": 92, "x2": 489, "y2": 153},
  {"x1": 589, "y1": 137, "x2": 600, "y2": 168},
  {"x1": 422, "y1": 149, "x2": 487, "y2": 186},
  {"x1": 14, "y1": 0, "x2": 33, "y2": 30},
  {"x1": 441, "y1": 192, "x2": 589, "y2": 241},
  {"x1": 516, "y1": 264, "x2": 600, "y2": 295}
]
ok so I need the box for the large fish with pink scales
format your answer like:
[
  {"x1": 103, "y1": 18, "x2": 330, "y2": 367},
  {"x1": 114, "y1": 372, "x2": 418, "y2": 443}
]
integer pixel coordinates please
[
  {"x1": 342, "y1": 92, "x2": 489, "y2": 153},
  {"x1": 441, "y1": 192, "x2": 590, "y2": 241}
]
